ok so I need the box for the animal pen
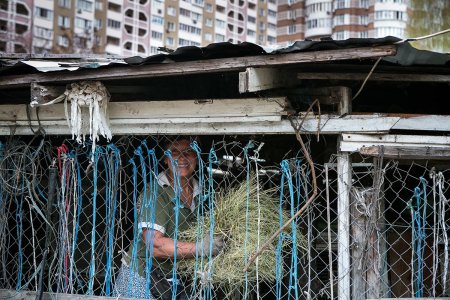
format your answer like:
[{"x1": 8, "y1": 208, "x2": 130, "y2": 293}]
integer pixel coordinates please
[{"x1": 0, "y1": 39, "x2": 449, "y2": 300}]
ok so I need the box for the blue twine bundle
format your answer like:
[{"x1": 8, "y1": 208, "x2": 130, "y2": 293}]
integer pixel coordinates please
[
  {"x1": 141, "y1": 141, "x2": 159, "y2": 299},
  {"x1": 411, "y1": 177, "x2": 428, "y2": 298},
  {"x1": 164, "y1": 149, "x2": 182, "y2": 300},
  {"x1": 87, "y1": 146, "x2": 104, "y2": 294},
  {"x1": 190, "y1": 141, "x2": 206, "y2": 298},
  {"x1": 104, "y1": 144, "x2": 120, "y2": 295}
]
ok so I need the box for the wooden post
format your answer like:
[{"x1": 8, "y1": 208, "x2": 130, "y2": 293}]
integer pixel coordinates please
[
  {"x1": 337, "y1": 153, "x2": 352, "y2": 300},
  {"x1": 351, "y1": 186, "x2": 366, "y2": 300}
]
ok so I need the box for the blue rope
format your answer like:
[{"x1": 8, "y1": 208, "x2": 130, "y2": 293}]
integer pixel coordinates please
[
  {"x1": 142, "y1": 141, "x2": 159, "y2": 299},
  {"x1": 87, "y1": 146, "x2": 103, "y2": 294},
  {"x1": 104, "y1": 144, "x2": 120, "y2": 296},
  {"x1": 128, "y1": 157, "x2": 140, "y2": 298},
  {"x1": 281, "y1": 159, "x2": 300, "y2": 300},
  {"x1": 242, "y1": 141, "x2": 254, "y2": 299},
  {"x1": 190, "y1": 141, "x2": 206, "y2": 298},
  {"x1": 411, "y1": 177, "x2": 427, "y2": 298},
  {"x1": 165, "y1": 149, "x2": 181, "y2": 300}
]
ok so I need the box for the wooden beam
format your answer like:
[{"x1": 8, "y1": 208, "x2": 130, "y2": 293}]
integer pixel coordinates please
[
  {"x1": 239, "y1": 67, "x2": 299, "y2": 93},
  {"x1": 0, "y1": 45, "x2": 397, "y2": 89},
  {"x1": 297, "y1": 72, "x2": 450, "y2": 82},
  {"x1": 360, "y1": 146, "x2": 450, "y2": 160},
  {"x1": 2, "y1": 114, "x2": 450, "y2": 136},
  {"x1": 0, "y1": 98, "x2": 288, "y2": 121},
  {"x1": 337, "y1": 152, "x2": 352, "y2": 300},
  {"x1": 340, "y1": 134, "x2": 450, "y2": 152}
]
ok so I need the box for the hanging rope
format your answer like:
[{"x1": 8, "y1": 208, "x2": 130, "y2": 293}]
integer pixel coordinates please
[
  {"x1": 410, "y1": 177, "x2": 427, "y2": 298},
  {"x1": 63, "y1": 81, "x2": 112, "y2": 158}
]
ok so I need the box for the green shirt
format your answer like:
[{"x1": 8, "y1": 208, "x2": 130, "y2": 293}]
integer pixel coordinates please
[{"x1": 124, "y1": 175, "x2": 198, "y2": 277}]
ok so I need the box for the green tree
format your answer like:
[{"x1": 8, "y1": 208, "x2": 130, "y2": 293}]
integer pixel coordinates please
[{"x1": 407, "y1": 0, "x2": 449, "y2": 53}]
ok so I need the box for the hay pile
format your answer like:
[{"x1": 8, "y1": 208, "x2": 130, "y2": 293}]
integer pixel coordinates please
[{"x1": 176, "y1": 178, "x2": 306, "y2": 289}]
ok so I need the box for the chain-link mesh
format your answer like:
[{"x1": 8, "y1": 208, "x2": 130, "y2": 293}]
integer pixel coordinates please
[{"x1": 0, "y1": 136, "x2": 449, "y2": 299}]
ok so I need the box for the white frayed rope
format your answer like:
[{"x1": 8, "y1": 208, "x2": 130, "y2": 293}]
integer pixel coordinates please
[{"x1": 63, "y1": 81, "x2": 112, "y2": 156}]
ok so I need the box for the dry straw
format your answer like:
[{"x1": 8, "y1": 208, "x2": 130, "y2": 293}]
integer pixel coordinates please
[{"x1": 177, "y1": 177, "x2": 306, "y2": 290}]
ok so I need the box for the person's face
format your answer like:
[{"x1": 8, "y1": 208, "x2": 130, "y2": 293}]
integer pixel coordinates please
[{"x1": 164, "y1": 139, "x2": 198, "y2": 178}]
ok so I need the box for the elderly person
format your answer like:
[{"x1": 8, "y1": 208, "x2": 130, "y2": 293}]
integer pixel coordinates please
[{"x1": 115, "y1": 137, "x2": 224, "y2": 300}]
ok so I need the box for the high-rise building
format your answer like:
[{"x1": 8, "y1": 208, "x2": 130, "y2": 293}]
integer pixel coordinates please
[
  {"x1": 277, "y1": 0, "x2": 409, "y2": 45},
  {"x1": 0, "y1": 0, "x2": 280, "y2": 55}
]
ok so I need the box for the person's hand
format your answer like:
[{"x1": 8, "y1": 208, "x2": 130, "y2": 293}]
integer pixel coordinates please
[{"x1": 198, "y1": 233, "x2": 225, "y2": 257}]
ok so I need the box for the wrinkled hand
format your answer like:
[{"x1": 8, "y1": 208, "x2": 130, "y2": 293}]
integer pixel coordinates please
[{"x1": 198, "y1": 234, "x2": 225, "y2": 257}]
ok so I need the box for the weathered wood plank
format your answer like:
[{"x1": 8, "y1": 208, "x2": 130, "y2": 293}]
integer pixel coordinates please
[
  {"x1": 340, "y1": 134, "x2": 450, "y2": 152},
  {"x1": 297, "y1": 72, "x2": 450, "y2": 82},
  {"x1": 0, "y1": 45, "x2": 397, "y2": 89},
  {"x1": 359, "y1": 146, "x2": 450, "y2": 160},
  {"x1": 0, "y1": 98, "x2": 288, "y2": 121},
  {"x1": 239, "y1": 67, "x2": 299, "y2": 93},
  {"x1": 337, "y1": 153, "x2": 352, "y2": 300}
]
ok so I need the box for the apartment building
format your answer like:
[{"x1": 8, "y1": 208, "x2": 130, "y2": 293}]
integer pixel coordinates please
[
  {"x1": 0, "y1": 0, "x2": 279, "y2": 56},
  {"x1": 277, "y1": 0, "x2": 409, "y2": 44}
]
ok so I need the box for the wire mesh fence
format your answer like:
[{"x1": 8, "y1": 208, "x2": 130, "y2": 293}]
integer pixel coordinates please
[{"x1": 0, "y1": 135, "x2": 449, "y2": 300}]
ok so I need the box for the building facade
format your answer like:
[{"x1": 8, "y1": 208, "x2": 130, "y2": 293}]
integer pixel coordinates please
[
  {"x1": 0, "y1": 0, "x2": 278, "y2": 56},
  {"x1": 277, "y1": 0, "x2": 409, "y2": 44},
  {"x1": 0, "y1": 0, "x2": 410, "y2": 55}
]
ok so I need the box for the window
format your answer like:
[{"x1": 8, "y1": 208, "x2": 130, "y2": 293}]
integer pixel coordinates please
[
  {"x1": 334, "y1": 31, "x2": 348, "y2": 40},
  {"x1": 205, "y1": 3, "x2": 213, "y2": 12},
  {"x1": 359, "y1": 15, "x2": 368, "y2": 25},
  {"x1": 179, "y1": 23, "x2": 201, "y2": 35},
  {"x1": 75, "y1": 17, "x2": 92, "y2": 29},
  {"x1": 215, "y1": 33, "x2": 225, "y2": 42},
  {"x1": 335, "y1": 0, "x2": 349, "y2": 9},
  {"x1": 180, "y1": 8, "x2": 190, "y2": 17},
  {"x1": 204, "y1": 32, "x2": 212, "y2": 41},
  {"x1": 179, "y1": 38, "x2": 200, "y2": 46},
  {"x1": 0, "y1": 1, "x2": 8, "y2": 11},
  {"x1": 58, "y1": 0, "x2": 70, "y2": 8},
  {"x1": 94, "y1": 18, "x2": 102, "y2": 29},
  {"x1": 34, "y1": 26, "x2": 52, "y2": 39},
  {"x1": 375, "y1": 10, "x2": 407, "y2": 21},
  {"x1": 77, "y1": 0, "x2": 93, "y2": 12},
  {"x1": 205, "y1": 18, "x2": 213, "y2": 27},
  {"x1": 192, "y1": 0, "x2": 204, "y2": 7},
  {"x1": 166, "y1": 37, "x2": 174, "y2": 45},
  {"x1": 267, "y1": 36, "x2": 276, "y2": 44},
  {"x1": 152, "y1": 15, "x2": 163, "y2": 24},
  {"x1": 35, "y1": 7, "x2": 53, "y2": 20},
  {"x1": 268, "y1": 23, "x2": 276, "y2": 30},
  {"x1": 107, "y1": 19, "x2": 121, "y2": 29},
  {"x1": 95, "y1": 1, "x2": 103, "y2": 10},
  {"x1": 167, "y1": 6, "x2": 176, "y2": 16},
  {"x1": 360, "y1": 0, "x2": 369, "y2": 8},
  {"x1": 58, "y1": 35, "x2": 69, "y2": 47},
  {"x1": 191, "y1": 12, "x2": 202, "y2": 22},
  {"x1": 94, "y1": 35, "x2": 102, "y2": 46},
  {"x1": 334, "y1": 14, "x2": 345, "y2": 26},
  {"x1": 259, "y1": 22, "x2": 265, "y2": 30},
  {"x1": 307, "y1": 18, "x2": 331, "y2": 29},
  {"x1": 268, "y1": 9, "x2": 276, "y2": 17},
  {"x1": 359, "y1": 31, "x2": 368, "y2": 38},
  {"x1": 247, "y1": 29, "x2": 255, "y2": 36},
  {"x1": 248, "y1": 16, "x2": 256, "y2": 23},
  {"x1": 215, "y1": 19, "x2": 225, "y2": 28},
  {"x1": 151, "y1": 30, "x2": 163, "y2": 39},
  {"x1": 58, "y1": 15, "x2": 70, "y2": 28},
  {"x1": 167, "y1": 22, "x2": 175, "y2": 31},
  {"x1": 288, "y1": 24, "x2": 296, "y2": 34},
  {"x1": 259, "y1": 8, "x2": 265, "y2": 16}
]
